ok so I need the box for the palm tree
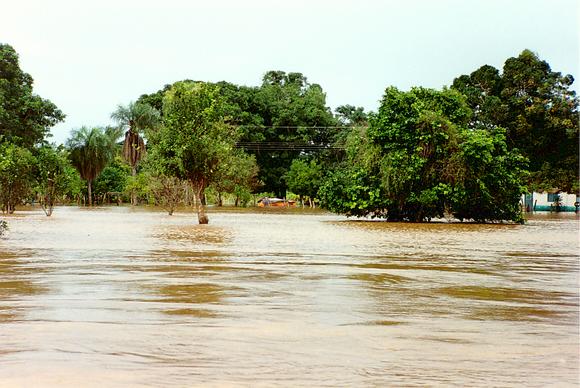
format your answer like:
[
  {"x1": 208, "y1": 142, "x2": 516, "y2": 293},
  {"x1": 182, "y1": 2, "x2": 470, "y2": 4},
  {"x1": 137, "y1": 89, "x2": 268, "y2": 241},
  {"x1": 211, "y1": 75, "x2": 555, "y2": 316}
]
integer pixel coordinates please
[
  {"x1": 66, "y1": 126, "x2": 117, "y2": 206},
  {"x1": 111, "y1": 102, "x2": 160, "y2": 205}
]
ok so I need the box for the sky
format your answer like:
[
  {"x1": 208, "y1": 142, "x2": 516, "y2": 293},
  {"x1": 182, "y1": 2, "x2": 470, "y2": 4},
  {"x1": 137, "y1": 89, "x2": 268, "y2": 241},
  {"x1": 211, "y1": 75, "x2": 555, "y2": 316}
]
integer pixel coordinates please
[{"x1": 2, "y1": 0, "x2": 579, "y2": 145}]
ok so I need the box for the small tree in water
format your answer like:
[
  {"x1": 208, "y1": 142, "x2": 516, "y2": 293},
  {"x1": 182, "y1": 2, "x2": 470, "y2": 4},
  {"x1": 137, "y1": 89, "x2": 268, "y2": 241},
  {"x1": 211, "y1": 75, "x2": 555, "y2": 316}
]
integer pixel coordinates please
[
  {"x1": 0, "y1": 143, "x2": 35, "y2": 214},
  {"x1": 147, "y1": 81, "x2": 238, "y2": 224},
  {"x1": 35, "y1": 145, "x2": 74, "y2": 216}
]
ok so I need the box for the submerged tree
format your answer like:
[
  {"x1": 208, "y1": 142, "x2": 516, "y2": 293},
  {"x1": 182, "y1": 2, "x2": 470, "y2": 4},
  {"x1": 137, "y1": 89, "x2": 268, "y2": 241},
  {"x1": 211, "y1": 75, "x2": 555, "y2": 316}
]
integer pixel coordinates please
[
  {"x1": 147, "y1": 174, "x2": 186, "y2": 215},
  {"x1": 148, "y1": 81, "x2": 238, "y2": 224},
  {"x1": 66, "y1": 127, "x2": 117, "y2": 206},
  {"x1": 34, "y1": 145, "x2": 75, "y2": 216},
  {"x1": 319, "y1": 87, "x2": 527, "y2": 223},
  {"x1": 211, "y1": 150, "x2": 260, "y2": 207},
  {"x1": 0, "y1": 142, "x2": 35, "y2": 213},
  {"x1": 111, "y1": 102, "x2": 160, "y2": 205},
  {"x1": 285, "y1": 158, "x2": 323, "y2": 208}
]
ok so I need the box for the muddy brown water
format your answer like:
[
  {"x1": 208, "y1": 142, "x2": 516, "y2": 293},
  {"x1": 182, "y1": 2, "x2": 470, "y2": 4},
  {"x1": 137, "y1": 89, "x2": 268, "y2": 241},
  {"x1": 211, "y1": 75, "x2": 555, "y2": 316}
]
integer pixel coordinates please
[{"x1": 0, "y1": 207, "x2": 578, "y2": 387}]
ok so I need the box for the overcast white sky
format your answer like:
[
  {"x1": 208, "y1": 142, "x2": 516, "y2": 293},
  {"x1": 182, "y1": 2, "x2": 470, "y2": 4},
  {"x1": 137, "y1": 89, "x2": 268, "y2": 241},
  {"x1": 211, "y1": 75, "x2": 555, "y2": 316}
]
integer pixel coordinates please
[{"x1": 2, "y1": 0, "x2": 579, "y2": 145}]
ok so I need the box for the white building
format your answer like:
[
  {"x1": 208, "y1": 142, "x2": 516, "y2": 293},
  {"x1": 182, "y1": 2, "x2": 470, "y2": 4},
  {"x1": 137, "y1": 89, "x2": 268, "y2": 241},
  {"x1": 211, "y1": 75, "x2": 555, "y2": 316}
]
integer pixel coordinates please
[{"x1": 522, "y1": 191, "x2": 580, "y2": 212}]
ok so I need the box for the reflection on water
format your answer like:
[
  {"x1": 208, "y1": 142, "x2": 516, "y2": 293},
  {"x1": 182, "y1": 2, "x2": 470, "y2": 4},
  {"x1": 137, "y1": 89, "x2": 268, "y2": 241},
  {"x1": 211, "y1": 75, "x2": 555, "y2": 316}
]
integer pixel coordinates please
[{"x1": 0, "y1": 207, "x2": 578, "y2": 386}]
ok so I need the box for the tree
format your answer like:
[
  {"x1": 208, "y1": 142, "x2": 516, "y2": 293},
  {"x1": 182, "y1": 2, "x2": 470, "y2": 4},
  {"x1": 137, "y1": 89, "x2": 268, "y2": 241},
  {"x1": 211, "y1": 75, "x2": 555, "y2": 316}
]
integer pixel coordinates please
[
  {"x1": 147, "y1": 173, "x2": 186, "y2": 215},
  {"x1": 111, "y1": 101, "x2": 160, "y2": 205},
  {"x1": 66, "y1": 126, "x2": 117, "y2": 206},
  {"x1": 238, "y1": 71, "x2": 338, "y2": 197},
  {"x1": 452, "y1": 50, "x2": 579, "y2": 191},
  {"x1": 0, "y1": 44, "x2": 64, "y2": 149},
  {"x1": 320, "y1": 87, "x2": 527, "y2": 223},
  {"x1": 335, "y1": 105, "x2": 368, "y2": 126},
  {"x1": 34, "y1": 145, "x2": 75, "y2": 216},
  {"x1": 285, "y1": 158, "x2": 323, "y2": 207},
  {"x1": 210, "y1": 150, "x2": 260, "y2": 207},
  {"x1": 61, "y1": 164, "x2": 84, "y2": 205},
  {"x1": 93, "y1": 157, "x2": 131, "y2": 204},
  {"x1": 0, "y1": 142, "x2": 35, "y2": 213},
  {"x1": 137, "y1": 72, "x2": 339, "y2": 198},
  {"x1": 148, "y1": 81, "x2": 238, "y2": 224}
]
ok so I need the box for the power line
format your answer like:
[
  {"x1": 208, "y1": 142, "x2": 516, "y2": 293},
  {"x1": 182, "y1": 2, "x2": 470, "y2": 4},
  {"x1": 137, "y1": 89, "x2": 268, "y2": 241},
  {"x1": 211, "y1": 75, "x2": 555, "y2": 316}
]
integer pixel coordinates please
[
  {"x1": 235, "y1": 141, "x2": 345, "y2": 151},
  {"x1": 233, "y1": 125, "x2": 357, "y2": 130}
]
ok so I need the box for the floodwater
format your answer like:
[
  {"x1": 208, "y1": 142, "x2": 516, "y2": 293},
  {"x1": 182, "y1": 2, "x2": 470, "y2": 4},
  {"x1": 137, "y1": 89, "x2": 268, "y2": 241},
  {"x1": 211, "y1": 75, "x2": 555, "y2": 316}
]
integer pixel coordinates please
[{"x1": 0, "y1": 207, "x2": 578, "y2": 387}]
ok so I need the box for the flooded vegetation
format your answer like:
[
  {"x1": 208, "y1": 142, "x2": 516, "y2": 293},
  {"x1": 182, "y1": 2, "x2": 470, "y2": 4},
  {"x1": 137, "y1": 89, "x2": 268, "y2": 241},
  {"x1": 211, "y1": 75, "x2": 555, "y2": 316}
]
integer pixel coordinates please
[{"x1": 0, "y1": 207, "x2": 578, "y2": 386}]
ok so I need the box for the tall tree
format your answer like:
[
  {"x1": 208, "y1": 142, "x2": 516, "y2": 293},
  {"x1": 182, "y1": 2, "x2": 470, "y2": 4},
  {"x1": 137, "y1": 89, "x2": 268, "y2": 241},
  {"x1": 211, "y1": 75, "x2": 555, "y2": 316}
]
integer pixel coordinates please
[
  {"x1": 147, "y1": 81, "x2": 238, "y2": 224},
  {"x1": 285, "y1": 158, "x2": 323, "y2": 207},
  {"x1": 452, "y1": 50, "x2": 579, "y2": 191},
  {"x1": 0, "y1": 44, "x2": 64, "y2": 148},
  {"x1": 110, "y1": 101, "x2": 160, "y2": 205},
  {"x1": 239, "y1": 71, "x2": 338, "y2": 197},
  {"x1": 66, "y1": 127, "x2": 117, "y2": 206}
]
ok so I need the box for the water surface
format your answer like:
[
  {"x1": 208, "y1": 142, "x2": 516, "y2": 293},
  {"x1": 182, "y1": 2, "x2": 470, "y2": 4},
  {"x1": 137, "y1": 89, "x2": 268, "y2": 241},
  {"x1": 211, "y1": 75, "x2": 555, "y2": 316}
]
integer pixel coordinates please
[{"x1": 0, "y1": 207, "x2": 578, "y2": 386}]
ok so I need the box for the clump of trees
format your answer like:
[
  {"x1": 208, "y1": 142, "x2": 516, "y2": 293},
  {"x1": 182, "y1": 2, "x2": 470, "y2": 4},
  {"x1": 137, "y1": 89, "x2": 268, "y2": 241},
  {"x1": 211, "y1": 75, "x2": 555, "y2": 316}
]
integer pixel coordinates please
[
  {"x1": 319, "y1": 87, "x2": 527, "y2": 222},
  {"x1": 451, "y1": 50, "x2": 578, "y2": 192},
  {"x1": 0, "y1": 43, "x2": 78, "y2": 216},
  {"x1": 2, "y1": 42, "x2": 578, "y2": 224}
]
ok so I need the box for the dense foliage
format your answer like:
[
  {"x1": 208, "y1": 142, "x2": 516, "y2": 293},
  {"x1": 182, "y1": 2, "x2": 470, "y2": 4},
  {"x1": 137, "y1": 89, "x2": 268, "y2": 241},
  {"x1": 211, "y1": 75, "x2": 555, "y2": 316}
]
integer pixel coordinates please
[
  {"x1": 0, "y1": 142, "x2": 35, "y2": 213},
  {"x1": 147, "y1": 81, "x2": 240, "y2": 223},
  {"x1": 111, "y1": 102, "x2": 160, "y2": 205},
  {"x1": 0, "y1": 44, "x2": 64, "y2": 148},
  {"x1": 1, "y1": 43, "x2": 576, "y2": 222},
  {"x1": 452, "y1": 50, "x2": 579, "y2": 192},
  {"x1": 319, "y1": 87, "x2": 528, "y2": 222},
  {"x1": 34, "y1": 145, "x2": 78, "y2": 216}
]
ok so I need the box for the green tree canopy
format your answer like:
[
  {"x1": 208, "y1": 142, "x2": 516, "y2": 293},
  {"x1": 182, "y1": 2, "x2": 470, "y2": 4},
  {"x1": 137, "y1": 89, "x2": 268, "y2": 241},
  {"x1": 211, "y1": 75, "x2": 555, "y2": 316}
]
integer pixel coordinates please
[
  {"x1": 0, "y1": 142, "x2": 35, "y2": 213},
  {"x1": 137, "y1": 72, "x2": 338, "y2": 197},
  {"x1": 320, "y1": 87, "x2": 527, "y2": 223},
  {"x1": 147, "y1": 81, "x2": 238, "y2": 224},
  {"x1": 210, "y1": 149, "x2": 260, "y2": 207},
  {"x1": 241, "y1": 71, "x2": 338, "y2": 197},
  {"x1": 335, "y1": 104, "x2": 368, "y2": 126},
  {"x1": 0, "y1": 43, "x2": 64, "y2": 148},
  {"x1": 452, "y1": 50, "x2": 579, "y2": 192},
  {"x1": 285, "y1": 158, "x2": 323, "y2": 205},
  {"x1": 93, "y1": 157, "x2": 131, "y2": 202},
  {"x1": 34, "y1": 145, "x2": 76, "y2": 216}
]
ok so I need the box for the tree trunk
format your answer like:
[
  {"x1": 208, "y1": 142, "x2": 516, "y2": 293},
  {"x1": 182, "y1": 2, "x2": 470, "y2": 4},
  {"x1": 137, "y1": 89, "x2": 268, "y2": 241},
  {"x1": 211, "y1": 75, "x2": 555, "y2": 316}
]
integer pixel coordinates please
[
  {"x1": 192, "y1": 182, "x2": 209, "y2": 224},
  {"x1": 88, "y1": 180, "x2": 93, "y2": 206},
  {"x1": 44, "y1": 188, "x2": 54, "y2": 217},
  {"x1": 131, "y1": 166, "x2": 137, "y2": 206}
]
